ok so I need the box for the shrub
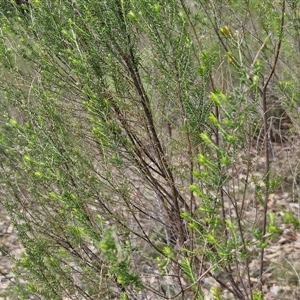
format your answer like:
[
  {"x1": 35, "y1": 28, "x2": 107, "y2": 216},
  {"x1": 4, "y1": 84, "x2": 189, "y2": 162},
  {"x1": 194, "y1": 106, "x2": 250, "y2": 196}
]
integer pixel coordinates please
[{"x1": 0, "y1": 1, "x2": 300, "y2": 299}]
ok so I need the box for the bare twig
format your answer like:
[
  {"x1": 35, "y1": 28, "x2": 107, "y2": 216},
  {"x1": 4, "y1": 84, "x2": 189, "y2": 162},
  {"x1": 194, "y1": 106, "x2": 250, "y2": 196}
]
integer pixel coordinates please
[{"x1": 259, "y1": 0, "x2": 286, "y2": 290}]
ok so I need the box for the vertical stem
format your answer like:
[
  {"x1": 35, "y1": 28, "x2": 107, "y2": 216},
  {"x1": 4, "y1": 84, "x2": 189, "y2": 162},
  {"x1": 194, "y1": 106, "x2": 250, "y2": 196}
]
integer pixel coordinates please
[{"x1": 259, "y1": 0, "x2": 285, "y2": 290}]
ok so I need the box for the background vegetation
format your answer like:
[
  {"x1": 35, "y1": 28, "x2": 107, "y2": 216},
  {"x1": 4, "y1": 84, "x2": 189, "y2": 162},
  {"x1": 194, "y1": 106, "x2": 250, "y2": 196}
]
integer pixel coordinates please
[{"x1": 0, "y1": 0, "x2": 300, "y2": 299}]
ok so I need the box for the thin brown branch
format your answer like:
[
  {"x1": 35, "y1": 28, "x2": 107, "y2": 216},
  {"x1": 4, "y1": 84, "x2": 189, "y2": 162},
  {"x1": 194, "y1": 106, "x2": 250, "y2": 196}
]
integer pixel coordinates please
[{"x1": 259, "y1": 0, "x2": 286, "y2": 290}]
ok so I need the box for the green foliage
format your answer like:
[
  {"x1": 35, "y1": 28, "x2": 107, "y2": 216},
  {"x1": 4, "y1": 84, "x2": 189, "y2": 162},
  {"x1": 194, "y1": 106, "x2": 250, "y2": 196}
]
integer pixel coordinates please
[
  {"x1": 0, "y1": 0, "x2": 300, "y2": 299},
  {"x1": 212, "y1": 286, "x2": 223, "y2": 300},
  {"x1": 252, "y1": 290, "x2": 264, "y2": 300},
  {"x1": 282, "y1": 210, "x2": 300, "y2": 230},
  {"x1": 180, "y1": 257, "x2": 196, "y2": 285},
  {"x1": 99, "y1": 228, "x2": 142, "y2": 288}
]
